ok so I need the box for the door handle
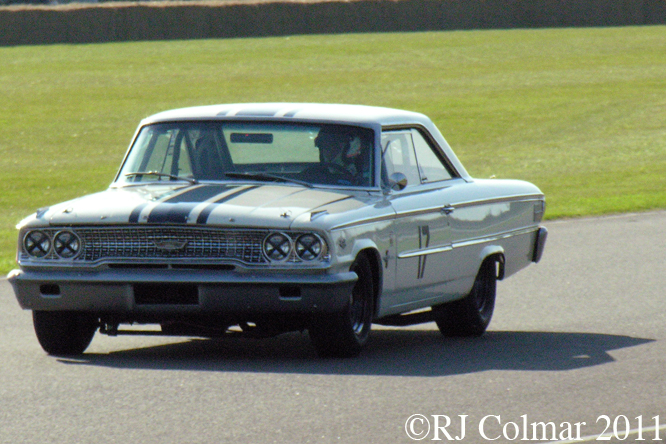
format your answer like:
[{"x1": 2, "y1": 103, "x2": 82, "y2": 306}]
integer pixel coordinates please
[{"x1": 442, "y1": 205, "x2": 455, "y2": 215}]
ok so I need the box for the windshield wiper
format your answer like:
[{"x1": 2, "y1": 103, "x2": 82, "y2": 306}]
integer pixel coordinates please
[
  {"x1": 124, "y1": 171, "x2": 198, "y2": 185},
  {"x1": 224, "y1": 172, "x2": 312, "y2": 188}
]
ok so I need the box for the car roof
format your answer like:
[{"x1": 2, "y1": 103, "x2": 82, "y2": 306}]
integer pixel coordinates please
[
  {"x1": 135, "y1": 102, "x2": 472, "y2": 181},
  {"x1": 141, "y1": 103, "x2": 433, "y2": 127}
]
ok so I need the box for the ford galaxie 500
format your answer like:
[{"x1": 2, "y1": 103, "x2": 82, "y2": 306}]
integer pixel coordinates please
[{"x1": 9, "y1": 103, "x2": 547, "y2": 357}]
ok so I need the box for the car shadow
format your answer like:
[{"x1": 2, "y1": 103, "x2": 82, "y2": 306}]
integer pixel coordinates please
[{"x1": 57, "y1": 328, "x2": 654, "y2": 377}]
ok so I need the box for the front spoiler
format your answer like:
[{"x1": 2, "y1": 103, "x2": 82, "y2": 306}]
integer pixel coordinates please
[{"x1": 7, "y1": 268, "x2": 357, "y2": 315}]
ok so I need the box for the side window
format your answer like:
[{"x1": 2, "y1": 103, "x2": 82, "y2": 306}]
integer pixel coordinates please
[
  {"x1": 411, "y1": 129, "x2": 453, "y2": 183},
  {"x1": 381, "y1": 131, "x2": 420, "y2": 188}
]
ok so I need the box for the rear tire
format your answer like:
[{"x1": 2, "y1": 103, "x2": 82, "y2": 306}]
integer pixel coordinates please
[
  {"x1": 434, "y1": 259, "x2": 497, "y2": 337},
  {"x1": 309, "y1": 254, "x2": 374, "y2": 358},
  {"x1": 33, "y1": 311, "x2": 98, "y2": 356}
]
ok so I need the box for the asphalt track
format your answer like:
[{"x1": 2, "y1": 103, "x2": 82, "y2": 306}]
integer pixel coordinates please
[{"x1": 1, "y1": 211, "x2": 665, "y2": 444}]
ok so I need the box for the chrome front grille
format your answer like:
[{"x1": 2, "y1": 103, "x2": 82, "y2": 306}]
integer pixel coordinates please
[{"x1": 26, "y1": 226, "x2": 269, "y2": 264}]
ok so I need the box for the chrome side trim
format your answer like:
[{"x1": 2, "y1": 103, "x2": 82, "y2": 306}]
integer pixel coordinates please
[
  {"x1": 395, "y1": 206, "x2": 444, "y2": 218},
  {"x1": 331, "y1": 194, "x2": 544, "y2": 231},
  {"x1": 331, "y1": 214, "x2": 397, "y2": 231},
  {"x1": 398, "y1": 245, "x2": 453, "y2": 259},
  {"x1": 451, "y1": 194, "x2": 544, "y2": 209},
  {"x1": 451, "y1": 226, "x2": 537, "y2": 249},
  {"x1": 397, "y1": 226, "x2": 538, "y2": 259}
]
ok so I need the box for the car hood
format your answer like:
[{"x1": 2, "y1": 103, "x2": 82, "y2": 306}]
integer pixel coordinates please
[{"x1": 28, "y1": 183, "x2": 370, "y2": 230}]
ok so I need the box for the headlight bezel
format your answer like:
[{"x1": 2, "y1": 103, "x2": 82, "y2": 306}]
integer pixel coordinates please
[
  {"x1": 22, "y1": 230, "x2": 52, "y2": 258},
  {"x1": 22, "y1": 229, "x2": 83, "y2": 260},
  {"x1": 262, "y1": 231, "x2": 329, "y2": 263},
  {"x1": 263, "y1": 232, "x2": 293, "y2": 262},
  {"x1": 53, "y1": 230, "x2": 82, "y2": 259},
  {"x1": 294, "y1": 233, "x2": 324, "y2": 261}
]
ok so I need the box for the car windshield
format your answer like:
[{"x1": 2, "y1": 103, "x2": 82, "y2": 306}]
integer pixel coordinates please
[{"x1": 117, "y1": 121, "x2": 376, "y2": 188}]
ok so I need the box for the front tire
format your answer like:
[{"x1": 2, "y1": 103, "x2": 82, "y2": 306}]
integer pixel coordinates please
[
  {"x1": 33, "y1": 311, "x2": 98, "y2": 356},
  {"x1": 309, "y1": 254, "x2": 374, "y2": 358},
  {"x1": 433, "y1": 259, "x2": 497, "y2": 337}
]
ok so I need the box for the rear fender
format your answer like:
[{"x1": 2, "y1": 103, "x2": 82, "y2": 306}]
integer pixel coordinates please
[{"x1": 478, "y1": 245, "x2": 505, "y2": 280}]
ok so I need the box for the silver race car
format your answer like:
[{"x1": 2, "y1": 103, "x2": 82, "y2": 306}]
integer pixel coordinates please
[{"x1": 9, "y1": 103, "x2": 547, "y2": 357}]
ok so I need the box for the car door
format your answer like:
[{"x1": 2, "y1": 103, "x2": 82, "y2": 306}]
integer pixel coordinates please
[{"x1": 380, "y1": 128, "x2": 462, "y2": 314}]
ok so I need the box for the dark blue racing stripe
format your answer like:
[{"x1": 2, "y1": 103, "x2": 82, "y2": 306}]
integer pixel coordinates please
[
  {"x1": 216, "y1": 106, "x2": 236, "y2": 117},
  {"x1": 147, "y1": 203, "x2": 200, "y2": 224},
  {"x1": 196, "y1": 186, "x2": 259, "y2": 224},
  {"x1": 129, "y1": 203, "x2": 149, "y2": 223},
  {"x1": 282, "y1": 108, "x2": 302, "y2": 118},
  {"x1": 141, "y1": 185, "x2": 235, "y2": 224},
  {"x1": 163, "y1": 185, "x2": 233, "y2": 203}
]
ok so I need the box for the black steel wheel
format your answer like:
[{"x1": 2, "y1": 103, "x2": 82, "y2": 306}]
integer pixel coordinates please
[
  {"x1": 309, "y1": 254, "x2": 374, "y2": 358},
  {"x1": 433, "y1": 259, "x2": 497, "y2": 337},
  {"x1": 33, "y1": 311, "x2": 98, "y2": 356}
]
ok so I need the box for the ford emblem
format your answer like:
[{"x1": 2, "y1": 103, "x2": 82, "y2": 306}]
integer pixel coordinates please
[{"x1": 153, "y1": 240, "x2": 188, "y2": 251}]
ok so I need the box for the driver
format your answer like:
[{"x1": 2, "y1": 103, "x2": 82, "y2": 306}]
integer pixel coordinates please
[{"x1": 314, "y1": 128, "x2": 363, "y2": 178}]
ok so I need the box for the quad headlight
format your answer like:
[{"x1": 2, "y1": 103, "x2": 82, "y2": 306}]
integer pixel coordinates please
[
  {"x1": 53, "y1": 231, "x2": 81, "y2": 259},
  {"x1": 263, "y1": 232, "x2": 292, "y2": 261},
  {"x1": 22, "y1": 229, "x2": 82, "y2": 259},
  {"x1": 295, "y1": 233, "x2": 323, "y2": 261},
  {"x1": 23, "y1": 230, "x2": 51, "y2": 258},
  {"x1": 263, "y1": 232, "x2": 328, "y2": 263}
]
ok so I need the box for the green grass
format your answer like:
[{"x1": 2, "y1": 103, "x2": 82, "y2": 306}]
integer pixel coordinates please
[{"x1": 1, "y1": 26, "x2": 665, "y2": 273}]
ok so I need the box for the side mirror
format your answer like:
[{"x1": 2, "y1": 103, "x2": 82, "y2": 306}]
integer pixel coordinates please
[{"x1": 389, "y1": 172, "x2": 408, "y2": 191}]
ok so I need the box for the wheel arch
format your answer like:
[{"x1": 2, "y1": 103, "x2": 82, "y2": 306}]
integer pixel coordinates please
[
  {"x1": 353, "y1": 247, "x2": 383, "y2": 319},
  {"x1": 479, "y1": 245, "x2": 505, "y2": 280}
]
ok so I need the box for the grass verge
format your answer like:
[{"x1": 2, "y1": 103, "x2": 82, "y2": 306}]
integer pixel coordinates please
[{"x1": 1, "y1": 26, "x2": 665, "y2": 273}]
